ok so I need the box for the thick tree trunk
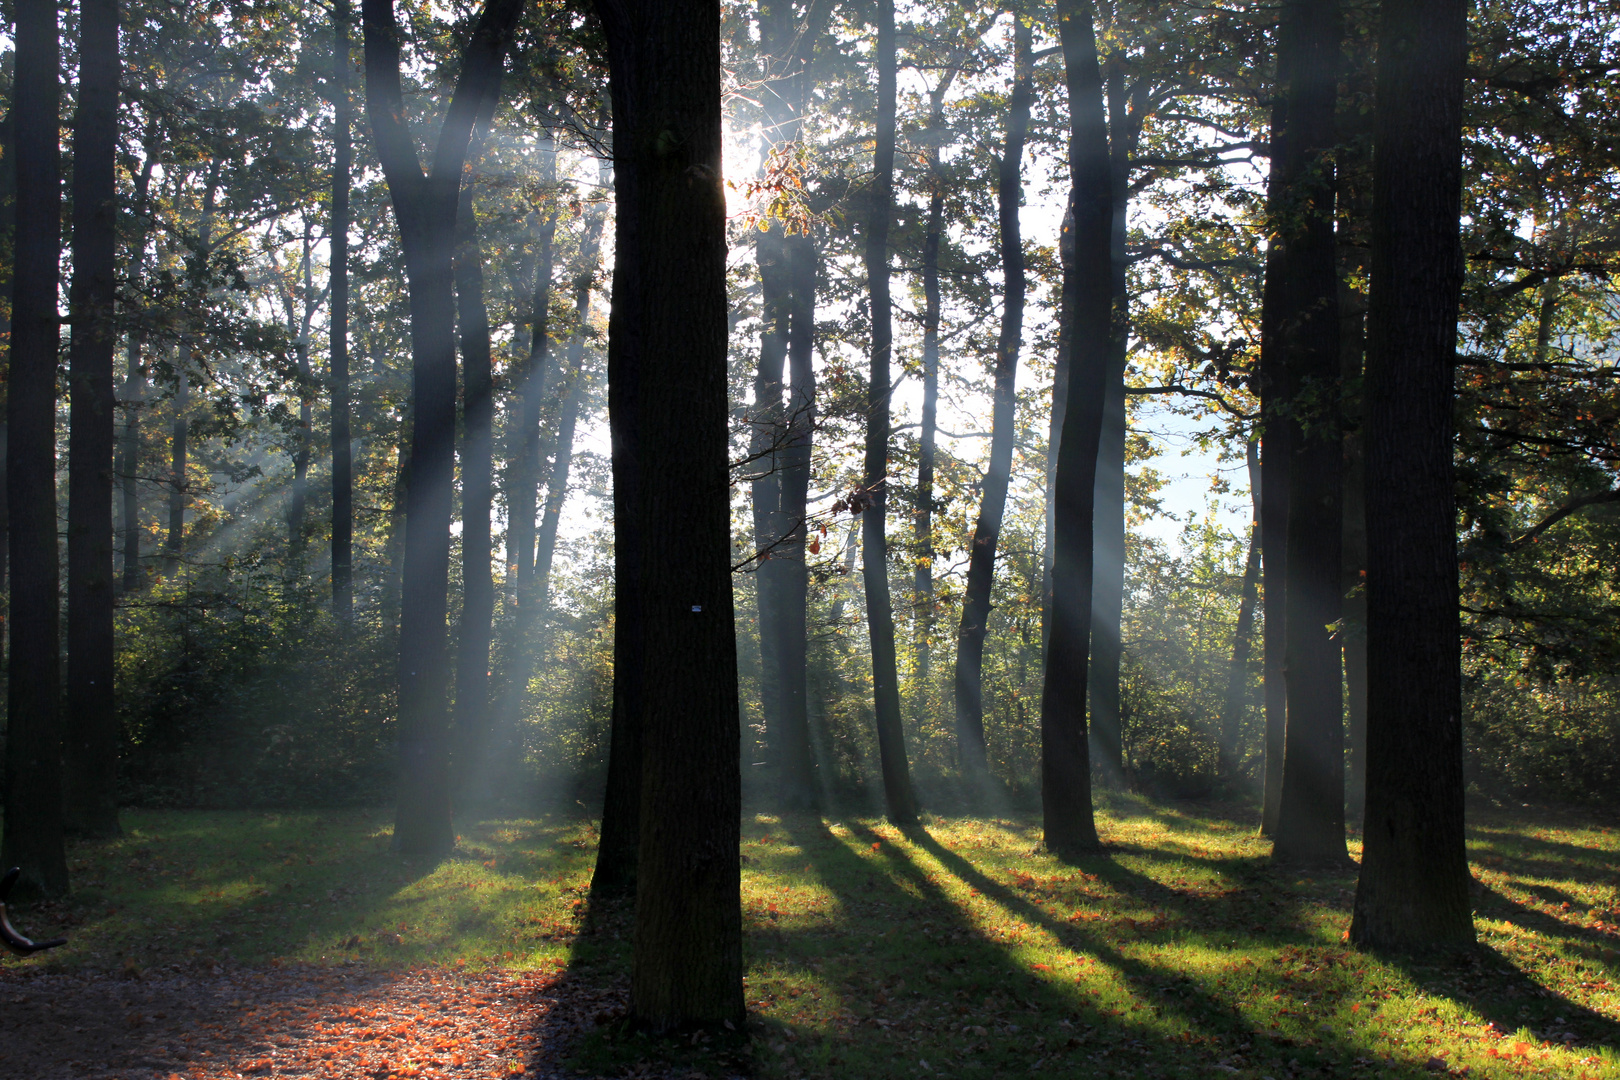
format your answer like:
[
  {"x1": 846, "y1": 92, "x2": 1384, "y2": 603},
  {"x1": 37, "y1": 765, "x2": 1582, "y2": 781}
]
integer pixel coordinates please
[
  {"x1": 955, "y1": 15, "x2": 1032, "y2": 780},
  {"x1": 1348, "y1": 0, "x2": 1474, "y2": 951},
  {"x1": 862, "y1": 0, "x2": 919, "y2": 827},
  {"x1": 1218, "y1": 440, "x2": 1263, "y2": 781},
  {"x1": 331, "y1": 0, "x2": 354, "y2": 621},
  {"x1": 1271, "y1": 0, "x2": 1347, "y2": 867},
  {"x1": 64, "y1": 0, "x2": 123, "y2": 840},
  {"x1": 1041, "y1": 207, "x2": 1076, "y2": 657},
  {"x1": 594, "y1": 0, "x2": 743, "y2": 1030},
  {"x1": 3, "y1": 0, "x2": 69, "y2": 898},
  {"x1": 750, "y1": 221, "x2": 787, "y2": 767},
  {"x1": 453, "y1": 116, "x2": 500, "y2": 806},
  {"x1": 1042, "y1": 0, "x2": 1112, "y2": 858},
  {"x1": 363, "y1": 0, "x2": 522, "y2": 857}
]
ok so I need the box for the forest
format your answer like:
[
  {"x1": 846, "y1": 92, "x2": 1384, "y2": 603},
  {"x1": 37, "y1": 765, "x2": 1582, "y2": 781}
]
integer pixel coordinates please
[{"x1": 1, "y1": 0, "x2": 1619, "y2": 1077}]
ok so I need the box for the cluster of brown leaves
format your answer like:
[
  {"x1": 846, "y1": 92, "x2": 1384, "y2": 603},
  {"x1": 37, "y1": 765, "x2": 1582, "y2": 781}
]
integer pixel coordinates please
[{"x1": 0, "y1": 960, "x2": 631, "y2": 1080}]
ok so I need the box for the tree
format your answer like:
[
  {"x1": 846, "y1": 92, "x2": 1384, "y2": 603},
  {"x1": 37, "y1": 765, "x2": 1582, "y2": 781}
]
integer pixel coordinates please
[
  {"x1": 63, "y1": 0, "x2": 124, "y2": 840},
  {"x1": 363, "y1": 0, "x2": 523, "y2": 856},
  {"x1": 332, "y1": 0, "x2": 355, "y2": 621},
  {"x1": 862, "y1": 0, "x2": 920, "y2": 827},
  {"x1": 1042, "y1": 0, "x2": 1113, "y2": 858},
  {"x1": 2, "y1": 0, "x2": 70, "y2": 898},
  {"x1": 594, "y1": 0, "x2": 743, "y2": 1030},
  {"x1": 1269, "y1": 0, "x2": 1348, "y2": 865},
  {"x1": 955, "y1": 11, "x2": 1032, "y2": 781},
  {"x1": 1348, "y1": 0, "x2": 1474, "y2": 950}
]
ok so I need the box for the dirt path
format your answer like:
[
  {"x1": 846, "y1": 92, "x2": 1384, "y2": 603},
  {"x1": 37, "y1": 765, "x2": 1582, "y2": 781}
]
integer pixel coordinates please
[{"x1": 0, "y1": 962, "x2": 629, "y2": 1079}]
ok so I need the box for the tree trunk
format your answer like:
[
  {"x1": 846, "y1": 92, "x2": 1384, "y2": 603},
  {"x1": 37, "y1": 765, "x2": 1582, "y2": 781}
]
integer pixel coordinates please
[
  {"x1": 861, "y1": 0, "x2": 919, "y2": 828},
  {"x1": 164, "y1": 362, "x2": 189, "y2": 574},
  {"x1": 452, "y1": 113, "x2": 500, "y2": 807},
  {"x1": 1218, "y1": 440, "x2": 1263, "y2": 781},
  {"x1": 119, "y1": 149, "x2": 156, "y2": 596},
  {"x1": 954, "y1": 14, "x2": 1031, "y2": 781},
  {"x1": 3, "y1": 0, "x2": 69, "y2": 898},
  {"x1": 916, "y1": 187, "x2": 941, "y2": 698},
  {"x1": 63, "y1": 0, "x2": 123, "y2": 840},
  {"x1": 1041, "y1": 206, "x2": 1075, "y2": 658},
  {"x1": 1042, "y1": 0, "x2": 1112, "y2": 859},
  {"x1": 750, "y1": 222, "x2": 787, "y2": 771},
  {"x1": 1271, "y1": 0, "x2": 1347, "y2": 867},
  {"x1": 288, "y1": 226, "x2": 318, "y2": 555},
  {"x1": 331, "y1": 0, "x2": 354, "y2": 621},
  {"x1": 509, "y1": 140, "x2": 558, "y2": 609},
  {"x1": 1086, "y1": 54, "x2": 1145, "y2": 788},
  {"x1": 1348, "y1": 0, "x2": 1474, "y2": 951},
  {"x1": 363, "y1": 0, "x2": 522, "y2": 857},
  {"x1": 594, "y1": 0, "x2": 743, "y2": 1030}
]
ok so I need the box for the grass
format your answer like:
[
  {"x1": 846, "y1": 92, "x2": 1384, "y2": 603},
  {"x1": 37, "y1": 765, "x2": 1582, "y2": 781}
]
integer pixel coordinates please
[{"x1": 5, "y1": 796, "x2": 1619, "y2": 1078}]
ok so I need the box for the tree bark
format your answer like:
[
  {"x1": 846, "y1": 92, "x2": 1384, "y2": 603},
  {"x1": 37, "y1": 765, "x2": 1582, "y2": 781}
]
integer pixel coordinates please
[
  {"x1": 164, "y1": 361, "x2": 189, "y2": 574},
  {"x1": 287, "y1": 225, "x2": 319, "y2": 555},
  {"x1": 1348, "y1": 0, "x2": 1474, "y2": 951},
  {"x1": 509, "y1": 140, "x2": 558, "y2": 608},
  {"x1": 750, "y1": 221, "x2": 787, "y2": 771},
  {"x1": 955, "y1": 14, "x2": 1031, "y2": 780},
  {"x1": 862, "y1": 0, "x2": 920, "y2": 827},
  {"x1": 594, "y1": 0, "x2": 743, "y2": 1030},
  {"x1": 1042, "y1": 0, "x2": 1112, "y2": 858},
  {"x1": 64, "y1": 0, "x2": 123, "y2": 840},
  {"x1": 1218, "y1": 440, "x2": 1263, "y2": 781},
  {"x1": 453, "y1": 112, "x2": 500, "y2": 806},
  {"x1": 3, "y1": 0, "x2": 69, "y2": 898},
  {"x1": 363, "y1": 0, "x2": 522, "y2": 857},
  {"x1": 1271, "y1": 0, "x2": 1347, "y2": 867},
  {"x1": 119, "y1": 149, "x2": 156, "y2": 596},
  {"x1": 332, "y1": 0, "x2": 355, "y2": 621}
]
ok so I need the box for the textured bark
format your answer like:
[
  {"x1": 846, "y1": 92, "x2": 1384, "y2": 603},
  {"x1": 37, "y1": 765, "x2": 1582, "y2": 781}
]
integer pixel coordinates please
[
  {"x1": 594, "y1": 0, "x2": 743, "y2": 1030},
  {"x1": 954, "y1": 15, "x2": 1031, "y2": 780},
  {"x1": 1218, "y1": 441, "x2": 1263, "y2": 782},
  {"x1": 64, "y1": 0, "x2": 123, "y2": 840},
  {"x1": 332, "y1": 0, "x2": 355, "y2": 621},
  {"x1": 862, "y1": 0, "x2": 920, "y2": 827},
  {"x1": 1271, "y1": 0, "x2": 1347, "y2": 867},
  {"x1": 1348, "y1": 0, "x2": 1474, "y2": 951},
  {"x1": 452, "y1": 114, "x2": 500, "y2": 805},
  {"x1": 1042, "y1": 0, "x2": 1112, "y2": 858},
  {"x1": 3, "y1": 0, "x2": 69, "y2": 898},
  {"x1": 364, "y1": 0, "x2": 522, "y2": 857}
]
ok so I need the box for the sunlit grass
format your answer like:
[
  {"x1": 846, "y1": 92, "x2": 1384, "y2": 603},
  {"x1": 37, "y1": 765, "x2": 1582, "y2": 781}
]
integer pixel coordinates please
[{"x1": 6, "y1": 799, "x2": 1619, "y2": 1078}]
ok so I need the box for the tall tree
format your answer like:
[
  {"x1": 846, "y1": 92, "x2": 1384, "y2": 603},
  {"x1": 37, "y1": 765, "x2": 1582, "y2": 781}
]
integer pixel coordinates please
[
  {"x1": 452, "y1": 110, "x2": 501, "y2": 805},
  {"x1": 363, "y1": 0, "x2": 523, "y2": 856},
  {"x1": 508, "y1": 137, "x2": 558, "y2": 611},
  {"x1": 595, "y1": 0, "x2": 743, "y2": 1030},
  {"x1": 862, "y1": 0, "x2": 920, "y2": 827},
  {"x1": 1348, "y1": 0, "x2": 1474, "y2": 950},
  {"x1": 1042, "y1": 0, "x2": 1112, "y2": 858},
  {"x1": 3, "y1": 0, "x2": 70, "y2": 897},
  {"x1": 1270, "y1": 0, "x2": 1347, "y2": 866},
  {"x1": 331, "y1": 0, "x2": 355, "y2": 621},
  {"x1": 119, "y1": 143, "x2": 157, "y2": 595},
  {"x1": 955, "y1": 12, "x2": 1032, "y2": 780},
  {"x1": 1218, "y1": 439, "x2": 1263, "y2": 780},
  {"x1": 64, "y1": 0, "x2": 123, "y2": 840}
]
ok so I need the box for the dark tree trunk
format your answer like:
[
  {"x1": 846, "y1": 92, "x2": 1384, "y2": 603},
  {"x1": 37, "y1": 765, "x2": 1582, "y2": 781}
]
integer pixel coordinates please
[
  {"x1": 332, "y1": 0, "x2": 354, "y2": 621},
  {"x1": 64, "y1": 0, "x2": 123, "y2": 841},
  {"x1": 453, "y1": 115, "x2": 500, "y2": 806},
  {"x1": 288, "y1": 228, "x2": 318, "y2": 555},
  {"x1": 164, "y1": 363, "x2": 188, "y2": 574},
  {"x1": 1086, "y1": 55, "x2": 1145, "y2": 788},
  {"x1": 915, "y1": 184, "x2": 941, "y2": 694},
  {"x1": 594, "y1": 0, "x2": 743, "y2": 1030},
  {"x1": 954, "y1": 15, "x2": 1031, "y2": 780},
  {"x1": 1218, "y1": 440, "x2": 1263, "y2": 781},
  {"x1": 1271, "y1": 0, "x2": 1347, "y2": 867},
  {"x1": 1348, "y1": 0, "x2": 1474, "y2": 951},
  {"x1": 3, "y1": 0, "x2": 69, "y2": 898},
  {"x1": 1042, "y1": 0, "x2": 1112, "y2": 858},
  {"x1": 1041, "y1": 207, "x2": 1075, "y2": 657},
  {"x1": 119, "y1": 151, "x2": 155, "y2": 596},
  {"x1": 750, "y1": 220, "x2": 787, "y2": 769},
  {"x1": 363, "y1": 0, "x2": 522, "y2": 857},
  {"x1": 862, "y1": 0, "x2": 919, "y2": 827}
]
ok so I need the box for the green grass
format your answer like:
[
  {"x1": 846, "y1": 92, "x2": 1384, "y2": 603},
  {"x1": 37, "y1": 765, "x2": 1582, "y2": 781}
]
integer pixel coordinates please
[{"x1": 7, "y1": 798, "x2": 1620, "y2": 1078}]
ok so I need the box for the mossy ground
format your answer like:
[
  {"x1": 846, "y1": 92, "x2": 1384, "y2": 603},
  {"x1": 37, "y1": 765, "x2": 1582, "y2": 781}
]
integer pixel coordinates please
[{"x1": 5, "y1": 796, "x2": 1618, "y2": 1078}]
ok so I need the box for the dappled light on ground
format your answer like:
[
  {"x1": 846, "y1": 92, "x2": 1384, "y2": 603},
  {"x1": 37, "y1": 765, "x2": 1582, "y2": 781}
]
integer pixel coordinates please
[{"x1": 0, "y1": 800, "x2": 1616, "y2": 1078}]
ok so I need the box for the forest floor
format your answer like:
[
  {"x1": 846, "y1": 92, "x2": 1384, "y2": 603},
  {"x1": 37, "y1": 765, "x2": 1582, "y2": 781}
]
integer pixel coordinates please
[{"x1": 0, "y1": 795, "x2": 1616, "y2": 1079}]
